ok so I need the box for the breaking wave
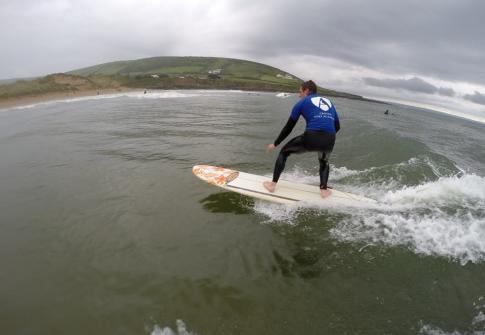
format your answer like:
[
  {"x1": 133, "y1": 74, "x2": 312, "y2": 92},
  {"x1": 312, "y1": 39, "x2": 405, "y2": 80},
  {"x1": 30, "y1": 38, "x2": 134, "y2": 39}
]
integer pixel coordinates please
[
  {"x1": 253, "y1": 157, "x2": 485, "y2": 264},
  {"x1": 4, "y1": 90, "x2": 203, "y2": 111},
  {"x1": 149, "y1": 319, "x2": 196, "y2": 335}
]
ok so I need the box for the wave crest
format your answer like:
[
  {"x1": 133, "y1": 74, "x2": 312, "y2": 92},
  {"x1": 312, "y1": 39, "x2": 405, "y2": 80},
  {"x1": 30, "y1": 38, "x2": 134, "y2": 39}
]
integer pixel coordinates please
[{"x1": 253, "y1": 157, "x2": 485, "y2": 264}]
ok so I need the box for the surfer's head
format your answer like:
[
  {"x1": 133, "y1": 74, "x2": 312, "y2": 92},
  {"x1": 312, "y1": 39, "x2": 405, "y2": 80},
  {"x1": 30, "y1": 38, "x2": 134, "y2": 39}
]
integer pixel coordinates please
[{"x1": 299, "y1": 80, "x2": 317, "y2": 97}]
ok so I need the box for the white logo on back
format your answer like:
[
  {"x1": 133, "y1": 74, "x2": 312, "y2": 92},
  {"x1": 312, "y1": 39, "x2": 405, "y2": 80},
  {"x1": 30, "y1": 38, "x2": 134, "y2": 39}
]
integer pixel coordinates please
[{"x1": 311, "y1": 97, "x2": 332, "y2": 111}]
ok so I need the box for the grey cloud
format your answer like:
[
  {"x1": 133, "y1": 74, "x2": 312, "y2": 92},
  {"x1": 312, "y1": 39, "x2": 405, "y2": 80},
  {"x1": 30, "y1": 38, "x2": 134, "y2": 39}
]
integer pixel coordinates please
[
  {"x1": 242, "y1": 0, "x2": 485, "y2": 87},
  {"x1": 438, "y1": 87, "x2": 455, "y2": 97},
  {"x1": 0, "y1": 0, "x2": 250, "y2": 78},
  {"x1": 364, "y1": 76, "x2": 455, "y2": 96},
  {"x1": 464, "y1": 92, "x2": 485, "y2": 105},
  {"x1": 1, "y1": 0, "x2": 485, "y2": 92}
]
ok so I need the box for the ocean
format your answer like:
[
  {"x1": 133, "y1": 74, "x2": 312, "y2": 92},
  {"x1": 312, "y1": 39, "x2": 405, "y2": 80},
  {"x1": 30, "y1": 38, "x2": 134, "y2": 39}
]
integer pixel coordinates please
[{"x1": 1, "y1": 90, "x2": 484, "y2": 334}]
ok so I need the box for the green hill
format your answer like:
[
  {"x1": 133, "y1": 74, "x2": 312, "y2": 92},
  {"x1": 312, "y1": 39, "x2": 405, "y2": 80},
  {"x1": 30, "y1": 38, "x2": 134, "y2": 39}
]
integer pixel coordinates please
[
  {"x1": 0, "y1": 73, "x2": 121, "y2": 100},
  {"x1": 68, "y1": 56, "x2": 362, "y2": 98},
  {"x1": 67, "y1": 56, "x2": 303, "y2": 92},
  {"x1": 0, "y1": 56, "x2": 364, "y2": 101},
  {"x1": 69, "y1": 56, "x2": 292, "y2": 79}
]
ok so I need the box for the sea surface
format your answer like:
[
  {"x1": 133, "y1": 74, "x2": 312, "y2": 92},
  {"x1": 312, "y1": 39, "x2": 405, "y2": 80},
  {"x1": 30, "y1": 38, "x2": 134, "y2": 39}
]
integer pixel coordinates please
[{"x1": 1, "y1": 90, "x2": 485, "y2": 334}]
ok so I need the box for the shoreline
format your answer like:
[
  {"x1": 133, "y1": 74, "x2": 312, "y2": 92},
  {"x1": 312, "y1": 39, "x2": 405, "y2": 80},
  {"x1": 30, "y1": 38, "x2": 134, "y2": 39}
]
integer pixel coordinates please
[
  {"x1": 0, "y1": 87, "x2": 285, "y2": 110},
  {"x1": 0, "y1": 87, "x2": 276, "y2": 110},
  {"x1": 0, "y1": 86, "x2": 372, "y2": 111},
  {"x1": 0, "y1": 87, "x2": 135, "y2": 110}
]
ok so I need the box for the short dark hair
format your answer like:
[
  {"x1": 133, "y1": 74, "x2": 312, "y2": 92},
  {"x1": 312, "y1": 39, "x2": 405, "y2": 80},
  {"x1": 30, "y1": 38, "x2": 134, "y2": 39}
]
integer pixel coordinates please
[{"x1": 301, "y1": 80, "x2": 317, "y2": 94}]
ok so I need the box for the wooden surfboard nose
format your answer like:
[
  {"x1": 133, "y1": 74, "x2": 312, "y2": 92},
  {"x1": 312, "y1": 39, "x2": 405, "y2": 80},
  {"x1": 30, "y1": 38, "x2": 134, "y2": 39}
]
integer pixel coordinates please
[{"x1": 192, "y1": 165, "x2": 239, "y2": 186}]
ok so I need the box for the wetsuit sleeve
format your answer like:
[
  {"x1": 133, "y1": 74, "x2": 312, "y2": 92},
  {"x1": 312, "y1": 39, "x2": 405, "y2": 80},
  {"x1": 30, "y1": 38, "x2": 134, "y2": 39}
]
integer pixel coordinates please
[
  {"x1": 290, "y1": 99, "x2": 304, "y2": 120},
  {"x1": 334, "y1": 110, "x2": 340, "y2": 133},
  {"x1": 274, "y1": 117, "x2": 297, "y2": 146},
  {"x1": 273, "y1": 99, "x2": 303, "y2": 146}
]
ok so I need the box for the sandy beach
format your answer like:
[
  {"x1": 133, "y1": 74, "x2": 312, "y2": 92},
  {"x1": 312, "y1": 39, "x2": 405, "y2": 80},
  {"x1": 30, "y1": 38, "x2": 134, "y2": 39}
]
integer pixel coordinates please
[{"x1": 0, "y1": 87, "x2": 135, "y2": 110}]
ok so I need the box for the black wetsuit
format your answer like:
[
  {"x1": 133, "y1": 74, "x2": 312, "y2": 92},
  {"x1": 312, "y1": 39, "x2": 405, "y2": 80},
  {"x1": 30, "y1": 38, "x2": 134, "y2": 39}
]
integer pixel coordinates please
[{"x1": 272, "y1": 94, "x2": 340, "y2": 189}]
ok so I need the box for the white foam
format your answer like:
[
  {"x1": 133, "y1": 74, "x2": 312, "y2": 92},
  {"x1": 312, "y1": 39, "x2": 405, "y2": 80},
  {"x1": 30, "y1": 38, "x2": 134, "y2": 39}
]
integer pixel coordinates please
[
  {"x1": 3, "y1": 90, "x2": 201, "y2": 111},
  {"x1": 276, "y1": 92, "x2": 292, "y2": 98},
  {"x1": 128, "y1": 91, "x2": 200, "y2": 99},
  {"x1": 194, "y1": 89, "x2": 258, "y2": 94},
  {"x1": 252, "y1": 159, "x2": 485, "y2": 264},
  {"x1": 253, "y1": 200, "x2": 301, "y2": 223},
  {"x1": 418, "y1": 324, "x2": 464, "y2": 335},
  {"x1": 473, "y1": 311, "x2": 485, "y2": 326},
  {"x1": 419, "y1": 300, "x2": 485, "y2": 334},
  {"x1": 150, "y1": 319, "x2": 195, "y2": 335},
  {"x1": 380, "y1": 174, "x2": 485, "y2": 208},
  {"x1": 336, "y1": 174, "x2": 485, "y2": 264},
  {"x1": 1, "y1": 89, "x2": 270, "y2": 112},
  {"x1": 330, "y1": 165, "x2": 366, "y2": 179}
]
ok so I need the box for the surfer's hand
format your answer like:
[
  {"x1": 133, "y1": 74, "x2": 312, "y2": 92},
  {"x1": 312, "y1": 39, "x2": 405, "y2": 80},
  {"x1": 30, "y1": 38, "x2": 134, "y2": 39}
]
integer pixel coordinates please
[{"x1": 266, "y1": 143, "x2": 276, "y2": 153}]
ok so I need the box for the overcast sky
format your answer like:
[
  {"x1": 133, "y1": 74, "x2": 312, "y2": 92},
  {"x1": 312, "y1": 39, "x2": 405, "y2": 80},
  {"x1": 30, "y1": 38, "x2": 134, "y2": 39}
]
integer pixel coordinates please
[{"x1": 1, "y1": 0, "x2": 485, "y2": 117}]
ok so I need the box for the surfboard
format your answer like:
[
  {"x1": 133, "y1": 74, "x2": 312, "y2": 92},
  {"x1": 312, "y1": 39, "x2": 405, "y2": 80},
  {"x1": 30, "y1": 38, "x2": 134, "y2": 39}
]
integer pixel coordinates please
[{"x1": 193, "y1": 164, "x2": 377, "y2": 205}]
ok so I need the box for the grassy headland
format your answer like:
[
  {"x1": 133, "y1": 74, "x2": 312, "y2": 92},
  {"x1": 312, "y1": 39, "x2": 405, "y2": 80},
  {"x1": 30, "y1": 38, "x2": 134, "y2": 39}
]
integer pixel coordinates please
[{"x1": 0, "y1": 56, "x2": 364, "y2": 108}]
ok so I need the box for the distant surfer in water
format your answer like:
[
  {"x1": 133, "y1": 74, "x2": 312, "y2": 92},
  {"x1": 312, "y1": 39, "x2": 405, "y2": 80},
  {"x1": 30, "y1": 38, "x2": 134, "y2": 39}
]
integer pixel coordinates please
[{"x1": 263, "y1": 80, "x2": 340, "y2": 198}]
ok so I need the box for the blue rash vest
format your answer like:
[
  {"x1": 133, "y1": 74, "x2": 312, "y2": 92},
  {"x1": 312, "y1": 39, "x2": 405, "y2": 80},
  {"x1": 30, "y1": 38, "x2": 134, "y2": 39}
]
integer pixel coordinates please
[{"x1": 290, "y1": 94, "x2": 339, "y2": 133}]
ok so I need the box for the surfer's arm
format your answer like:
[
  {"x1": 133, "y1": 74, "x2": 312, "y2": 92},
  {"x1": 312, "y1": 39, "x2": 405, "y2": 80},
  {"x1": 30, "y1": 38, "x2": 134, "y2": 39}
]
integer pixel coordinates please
[
  {"x1": 334, "y1": 111, "x2": 340, "y2": 133},
  {"x1": 273, "y1": 99, "x2": 303, "y2": 146},
  {"x1": 274, "y1": 117, "x2": 298, "y2": 146},
  {"x1": 335, "y1": 118, "x2": 340, "y2": 133}
]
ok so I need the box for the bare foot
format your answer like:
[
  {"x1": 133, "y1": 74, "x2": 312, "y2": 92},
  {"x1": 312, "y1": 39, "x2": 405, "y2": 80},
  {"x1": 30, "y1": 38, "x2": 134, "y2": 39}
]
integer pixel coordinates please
[
  {"x1": 320, "y1": 188, "x2": 332, "y2": 198},
  {"x1": 263, "y1": 181, "x2": 276, "y2": 193}
]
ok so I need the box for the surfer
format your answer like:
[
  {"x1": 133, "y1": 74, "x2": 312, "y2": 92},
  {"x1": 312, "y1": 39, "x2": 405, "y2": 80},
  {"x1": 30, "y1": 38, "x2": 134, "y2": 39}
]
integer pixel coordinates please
[{"x1": 263, "y1": 80, "x2": 340, "y2": 198}]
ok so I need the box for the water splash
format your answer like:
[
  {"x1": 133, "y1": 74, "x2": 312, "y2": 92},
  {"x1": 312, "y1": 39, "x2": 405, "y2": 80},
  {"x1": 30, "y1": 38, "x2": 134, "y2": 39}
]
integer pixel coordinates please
[
  {"x1": 5, "y1": 90, "x2": 202, "y2": 111},
  {"x1": 276, "y1": 92, "x2": 292, "y2": 98},
  {"x1": 419, "y1": 296, "x2": 485, "y2": 334},
  {"x1": 150, "y1": 319, "x2": 196, "y2": 335},
  {"x1": 253, "y1": 157, "x2": 485, "y2": 264},
  {"x1": 127, "y1": 91, "x2": 200, "y2": 99}
]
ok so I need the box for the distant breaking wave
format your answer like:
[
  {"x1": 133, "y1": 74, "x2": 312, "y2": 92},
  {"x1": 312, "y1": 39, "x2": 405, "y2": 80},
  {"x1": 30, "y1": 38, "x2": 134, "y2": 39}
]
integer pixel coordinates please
[
  {"x1": 276, "y1": 92, "x2": 292, "y2": 98},
  {"x1": 5, "y1": 90, "x2": 202, "y2": 111},
  {"x1": 1, "y1": 89, "x2": 268, "y2": 112}
]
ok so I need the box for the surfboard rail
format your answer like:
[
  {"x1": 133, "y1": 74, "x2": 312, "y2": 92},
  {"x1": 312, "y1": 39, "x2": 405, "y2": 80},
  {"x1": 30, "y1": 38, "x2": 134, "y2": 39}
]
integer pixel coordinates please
[{"x1": 193, "y1": 164, "x2": 377, "y2": 205}]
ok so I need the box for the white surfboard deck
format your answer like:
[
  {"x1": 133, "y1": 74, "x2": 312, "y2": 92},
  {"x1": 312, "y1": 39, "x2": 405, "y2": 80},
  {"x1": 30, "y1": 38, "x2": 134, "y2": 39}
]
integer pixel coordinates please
[{"x1": 193, "y1": 165, "x2": 377, "y2": 206}]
